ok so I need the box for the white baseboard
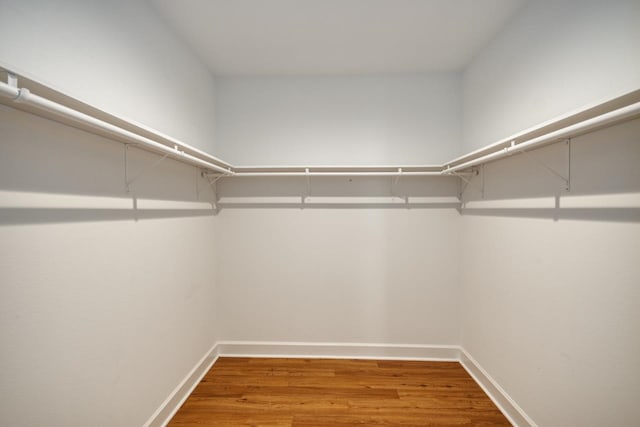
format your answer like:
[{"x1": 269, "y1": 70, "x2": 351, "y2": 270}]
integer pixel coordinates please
[
  {"x1": 216, "y1": 340, "x2": 461, "y2": 361},
  {"x1": 459, "y1": 348, "x2": 537, "y2": 427},
  {"x1": 144, "y1": 341, "x2": 537, "y2": 427},
  {"x1": 143, "y1": 342, "x2": 219, "y2": 427}
]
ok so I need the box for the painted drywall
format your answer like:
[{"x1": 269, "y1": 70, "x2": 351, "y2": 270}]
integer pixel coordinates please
[
  {"x1": 0, "y1": 4, "x2": 221, "y2": 420},
  {"x1": 150, "y1": 0, "x2": 526, "y2": 75},
  {"x1": 0, "y1": 2, "x2": 221, "y2": 422},
  {"x1": 215, "y1": 74, "x2": 461, "y2": 165},
  {"x1": 0, "y1": 104, "x2": 219, "y2": 427},
  {"x1": 215, "y1": 206, "x2": 460, "y2": 345},
  {"x1": 0, "y1": 0, "x2": 217, "y2": 153},
  {"x1": 460, "y1": 119, "x2": 640, "y2": 426},
  {"x1": 460, "y1": 2, "x2": 640, "y2": 423},
  {"x1": 463, "y1": 0, "x2": 640, "y2": 153}
]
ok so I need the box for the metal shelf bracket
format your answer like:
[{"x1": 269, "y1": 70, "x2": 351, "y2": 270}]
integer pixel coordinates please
[
  {"x1": 123, "y1": 144, "x2": 170, "y2": 193},
  {"x1": 304, "y1": 168, "x2": 311, "y2": 202},
  {"x1": 391, "y1": 167, "x2": 402, "y2": 197},
  {"x1": 6, "y1": 72, "x2": 18, "y2": 87},
  {"x1": 204, "y1": 172, "x2": 225, "y2": 212},
  {"x1": 454, "y1": 168, "x2": 483, "y2": 199},
  {"x1": 518, "y1": 139, "x2": 571, "y2": 191}
]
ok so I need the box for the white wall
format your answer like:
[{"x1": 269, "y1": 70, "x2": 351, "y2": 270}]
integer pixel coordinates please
[
  {"x1": 214, "y1": 164, "x2": 462, "y2": 348},
  {"x1": 0, "y1": 1, "x2": 221, "y2": 425},
  {"x1": 215, "y1": 73, "x2": 461, "y2": 165},
  {"x1": 460, "y1": 119, "x2": 640, "y2": 427},
  {"x1": 0, "y1": 105, "x2": 218, "y2": 427},
  {"x1": 3, "y1": 2, "x2": 639, "y2": 426},
  {"x1": 0, "y1": 0, "x2": 217, "y2": 153},
  {"x1": 216, "y1": 207, "x2": 460, "y2": 345},
  {"x1": 460, "y1": 2, "x2": 640, "y2": 424},
  {"x1": 463, "y1": 0, "x2": 640, "y2": 152}
]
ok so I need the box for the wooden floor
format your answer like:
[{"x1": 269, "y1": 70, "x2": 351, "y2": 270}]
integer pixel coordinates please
[{"x1": 168, "y1": 357, "x2": 511, "y2": 426}]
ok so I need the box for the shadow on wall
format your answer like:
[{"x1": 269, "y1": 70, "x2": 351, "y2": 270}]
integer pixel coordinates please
[
  {"x1": 215, "y1": 174, "x2": 461, "y2": 210},
  {"x1": 3, "y1": 104, "x2": 638, "y2": 224},
  {"x1": 459, "y1": 118, "x2": 640, "y2": 223},
  {"x1": 0, "y1": 105, "x2": 217, "y2": 225},
  {"x1": 461, "y1": 206, "x2": 640, "y2": 223},
  {"x1": 0, "y1": 207, "x2": 215, "y2": 226},
  {"x1": 214, "y1": 159, "x2": 465, "y2": 210}
]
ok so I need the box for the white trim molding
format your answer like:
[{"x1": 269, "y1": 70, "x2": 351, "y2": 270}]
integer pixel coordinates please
[
  {"x1": 459, "y1": 349, "x2": 538, "y2": 427},
  {"x1": 144, "y1": 342, "x2": 538, "y2": 427},
  {"x1": 143, "y1": 343, "x2": 219, "y2": 427},
  {"x1": 216, "y1": 341, "x2": 461, "y2": 361}
]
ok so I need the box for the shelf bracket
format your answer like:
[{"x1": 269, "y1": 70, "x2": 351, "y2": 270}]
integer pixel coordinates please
[
  {"x1": 304, "y1": 168, "x2": 311, "y2": 202},
  {"x1": 123, "y1": 144, "x2": 169, "y2": 193},
  {"x1": 517, "y1": 139, "x2": 571, "y2": 191},
  {"x1": 391, "y1": 168, "x2": 402, "y2": 197},
  {"x1": 204, "y1": 172, "x2": 225, "y2": 212},
  {"x1": 453, "y1": 168, "x2": 483, "y2": 199},
  {"x1": 6, "y1": 72, "x2": 18, "y2": 87}
]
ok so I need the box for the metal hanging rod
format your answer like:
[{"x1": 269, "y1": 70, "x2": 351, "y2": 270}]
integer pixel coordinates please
[
  {"x1": 223, "y1": 164, "x2": 450, "y2": 178},
  {"x1": 2, "y1": 69, "x2": 639, "y2": 182},
  {"x1": 0, "y1": 68, "x2": 233, "y2": 170},
  {"x1": 230, "y1": 171, "x2": 444, "y2": 177},
  {"x1": 442, "y1": 98, "x2": 640, "y2": 175},
  {"x1": 0, "y1": 78, "x2": 233, "y2": 176},
  {"x1": 203, "y1": 95, "x2": 640, "y2": 179}
]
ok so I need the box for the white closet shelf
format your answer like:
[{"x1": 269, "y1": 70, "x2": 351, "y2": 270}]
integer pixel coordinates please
[
  {"x1": 0, "y1": 68, "x2": 233, "y2": 175},
  {"x1": 2, "y1": 67, "x2": 640, "y2": 181},
  {"x1": 230, "y1": 165, "x2": 445, "y2": 178},
  {"x1": 443, "y1": 90, "x2": 640, "y2": 174}
]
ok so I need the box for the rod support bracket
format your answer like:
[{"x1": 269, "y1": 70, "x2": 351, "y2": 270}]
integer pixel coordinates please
[
  {"x1": 391, "y1": 167, "x2": 403, "y2": 197},
  {"x1": 14, "y1": 87, "x2": 30, "y2": 103},
  {"x1": 304, "y1": 168, "x2": 311, "y2": 201},
  {"x1": 6, "y1": 72, "x2": 18, "y2": 87}
]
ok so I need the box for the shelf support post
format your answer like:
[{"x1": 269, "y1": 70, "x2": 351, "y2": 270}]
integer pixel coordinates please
[
  {"x1": 304, "y1": 168, "x2": 311, "y2": 202},
  {"x1": 567, "y1": 138, "x2": 572, "y2": 192},
  {"x1": 391, "y1": 167, "x2": 402, "y2": 197}
]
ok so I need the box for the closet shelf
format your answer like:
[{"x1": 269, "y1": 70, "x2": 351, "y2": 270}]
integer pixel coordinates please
[
  {"x1": 2, "y1": 68, "x2": 639, "y2": 181},
  {"x1": 0, "y1": 68, "x2": 233, "y2": 175},
  {"x1": 442, "y1": 89, "x2": 640, "y2": 175},
  {"x1": 230, "y1": 165, "x2": 445, "y2": 178}
]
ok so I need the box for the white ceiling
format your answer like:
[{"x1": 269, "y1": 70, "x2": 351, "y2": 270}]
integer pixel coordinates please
[{"x1": 150, "y1": 0, "x2": 526, "y2": 76}]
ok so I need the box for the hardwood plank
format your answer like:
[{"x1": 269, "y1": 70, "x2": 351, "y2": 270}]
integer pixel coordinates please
[{"x1": 168, "y1": 357, "x2": 511, "y2": 426}]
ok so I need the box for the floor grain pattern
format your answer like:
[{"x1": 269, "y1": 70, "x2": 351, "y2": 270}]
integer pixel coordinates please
[{"x1": 168, "y1": 357, "x2": 511, "y2": 426}]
